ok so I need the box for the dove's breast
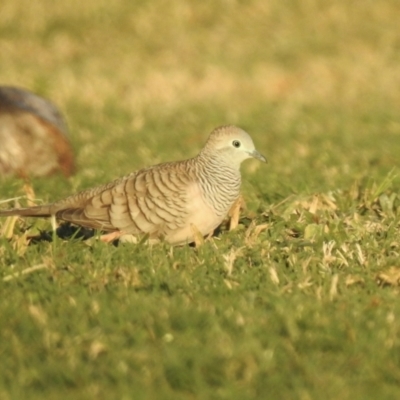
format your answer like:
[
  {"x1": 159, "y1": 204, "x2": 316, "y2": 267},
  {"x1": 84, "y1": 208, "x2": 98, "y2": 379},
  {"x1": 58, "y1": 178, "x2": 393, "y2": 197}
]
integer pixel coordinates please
[{"x1": 163, "y1": 181, "x2": 224, "y2": 245}]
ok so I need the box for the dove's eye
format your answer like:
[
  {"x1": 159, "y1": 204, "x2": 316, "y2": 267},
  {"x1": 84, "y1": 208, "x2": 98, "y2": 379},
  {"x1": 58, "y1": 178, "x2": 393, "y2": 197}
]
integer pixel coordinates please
[{"x1": 232, "y1": 140, "x2": 241, "y2": 148}]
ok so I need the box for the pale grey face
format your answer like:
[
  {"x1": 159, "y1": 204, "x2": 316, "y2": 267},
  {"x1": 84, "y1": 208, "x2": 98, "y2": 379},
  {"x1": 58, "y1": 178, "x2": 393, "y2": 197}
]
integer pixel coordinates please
[{"x1": 208, "y1": 126, "x2": 267, "y2": 168}]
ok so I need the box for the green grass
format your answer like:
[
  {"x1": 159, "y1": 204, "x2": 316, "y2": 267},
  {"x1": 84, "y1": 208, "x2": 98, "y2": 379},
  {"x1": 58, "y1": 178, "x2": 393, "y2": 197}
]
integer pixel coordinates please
[{"x1": 1, "y1": 1, "x2": 400, "y2": 399}]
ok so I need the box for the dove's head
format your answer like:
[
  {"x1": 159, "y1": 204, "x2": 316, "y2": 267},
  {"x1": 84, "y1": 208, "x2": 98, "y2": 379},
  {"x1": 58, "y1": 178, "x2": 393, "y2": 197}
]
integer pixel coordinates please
[{"x1": 201, "y1": 125, "x2": 266, "y2": 169}]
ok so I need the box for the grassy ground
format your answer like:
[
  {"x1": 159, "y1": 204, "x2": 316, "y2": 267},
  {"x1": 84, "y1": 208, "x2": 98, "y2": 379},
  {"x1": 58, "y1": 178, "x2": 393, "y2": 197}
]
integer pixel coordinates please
[{"x1": 1, "y1": 0, "x2": 400, "y2": 399}]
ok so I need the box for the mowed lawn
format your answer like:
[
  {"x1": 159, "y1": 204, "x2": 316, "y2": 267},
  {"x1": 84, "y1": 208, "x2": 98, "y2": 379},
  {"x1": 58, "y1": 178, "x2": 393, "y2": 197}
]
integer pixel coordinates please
[{"x1": 1, "y1": 1, "x2": 400, "y2": 399}]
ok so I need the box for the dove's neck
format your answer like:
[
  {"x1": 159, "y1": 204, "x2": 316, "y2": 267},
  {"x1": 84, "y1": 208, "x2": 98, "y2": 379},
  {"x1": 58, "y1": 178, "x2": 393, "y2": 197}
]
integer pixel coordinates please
[{"x1": 192, "y1": 153, "x2": 241, "y2": 217}]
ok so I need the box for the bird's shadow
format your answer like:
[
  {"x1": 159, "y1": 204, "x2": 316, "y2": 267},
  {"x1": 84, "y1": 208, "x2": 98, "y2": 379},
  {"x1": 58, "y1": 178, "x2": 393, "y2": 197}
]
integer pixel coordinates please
[
  {"x1": 27, "y1": 217, "x2": 253, "y2": 247},
  {"x1": 28, "y1": 223, "x2": 101, "y2": 244}
]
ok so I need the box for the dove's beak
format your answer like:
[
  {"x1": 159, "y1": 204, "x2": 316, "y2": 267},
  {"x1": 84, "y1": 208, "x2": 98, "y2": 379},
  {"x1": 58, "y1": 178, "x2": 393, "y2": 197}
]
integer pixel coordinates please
[{"x1": 251, "y1": 150, "x2": 267, "y2": 163}]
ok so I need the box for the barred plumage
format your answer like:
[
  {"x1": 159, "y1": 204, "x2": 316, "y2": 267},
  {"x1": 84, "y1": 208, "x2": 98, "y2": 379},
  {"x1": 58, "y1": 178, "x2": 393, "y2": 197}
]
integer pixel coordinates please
[{"x1": 0, "y1": 125, "x2": 266, "y2": 245}]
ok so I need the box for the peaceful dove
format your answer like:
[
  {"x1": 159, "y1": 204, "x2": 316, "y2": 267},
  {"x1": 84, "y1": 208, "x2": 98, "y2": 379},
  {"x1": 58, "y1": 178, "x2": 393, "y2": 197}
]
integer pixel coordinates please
[
  {"x1": 0, "y1": 125, "x2": 266, "y2": 245},
  {"x1": 0, "y1": 86, "x2": 75, "y2": 178}
]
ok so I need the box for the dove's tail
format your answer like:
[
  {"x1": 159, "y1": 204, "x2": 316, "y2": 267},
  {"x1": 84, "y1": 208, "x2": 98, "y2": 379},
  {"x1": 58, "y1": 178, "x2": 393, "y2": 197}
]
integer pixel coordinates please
[{"x1": 0, "y1": 205, "x2": 53, "y2": 218}]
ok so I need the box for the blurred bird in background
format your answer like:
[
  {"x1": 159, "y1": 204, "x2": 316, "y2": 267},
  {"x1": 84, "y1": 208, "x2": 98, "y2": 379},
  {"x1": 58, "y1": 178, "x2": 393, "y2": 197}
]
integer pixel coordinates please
[{"x1": 0, "y1": 86, "x2": 75, "y2": 178}]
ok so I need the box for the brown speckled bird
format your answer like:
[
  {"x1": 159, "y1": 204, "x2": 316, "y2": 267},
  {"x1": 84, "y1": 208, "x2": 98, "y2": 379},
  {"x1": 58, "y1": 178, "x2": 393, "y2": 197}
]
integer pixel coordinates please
[
  {"x1": 0, "y1": 125, "x2": 266, "y2": 245},
  {"x1": 0, "y1": 86, "x2": 75, "y2": 178}
]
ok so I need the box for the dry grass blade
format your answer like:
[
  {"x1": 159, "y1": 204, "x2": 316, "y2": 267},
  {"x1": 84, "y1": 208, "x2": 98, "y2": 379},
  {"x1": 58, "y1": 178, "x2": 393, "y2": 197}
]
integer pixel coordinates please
[
  {"x1": 0, "y1": 196, "x2": 26, "y2": 205},
  {"x1": 376, "y1": 267, "x2": 400, "y2": 286},
  {"x1": 190, "y1": 223, "x2": 205, "y2": 247},
  {"x1": 23, "y1": 183, "x2": 36, "y2": 207},
  {"x1": 0, "y1": 216, "x2": 18, "y2": 239},
  {"x1": 268, "y1": 266, "x2": 280, "y2": 285},
  {"x1": 2, "y1": 264, "x2": 48, "y2": 282},
  {"x1": 223, "y1": 247, "x2": 243, "y2": 276},
  {"x1": 228, "y1": 195, "x2": 244, "y2": 231},
  {"x1": 329, "y1": 274, "x2": 339, "y2": 301}
]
